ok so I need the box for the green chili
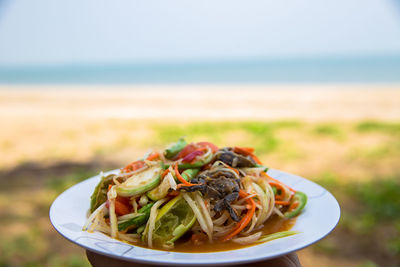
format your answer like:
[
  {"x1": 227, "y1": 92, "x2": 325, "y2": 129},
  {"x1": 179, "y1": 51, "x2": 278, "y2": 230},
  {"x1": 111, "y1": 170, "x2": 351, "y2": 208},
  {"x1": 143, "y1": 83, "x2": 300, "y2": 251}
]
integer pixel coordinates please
[{"x1": 284, "y1": 191, "x2": 307, "y2": 218}]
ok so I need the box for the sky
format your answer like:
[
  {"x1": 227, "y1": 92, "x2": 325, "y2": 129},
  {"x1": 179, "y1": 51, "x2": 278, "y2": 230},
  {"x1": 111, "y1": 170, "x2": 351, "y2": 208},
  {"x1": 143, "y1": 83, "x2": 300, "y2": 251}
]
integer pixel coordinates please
[{"x1": 0, "y1": 0, "x2": 400, "y2": 66}]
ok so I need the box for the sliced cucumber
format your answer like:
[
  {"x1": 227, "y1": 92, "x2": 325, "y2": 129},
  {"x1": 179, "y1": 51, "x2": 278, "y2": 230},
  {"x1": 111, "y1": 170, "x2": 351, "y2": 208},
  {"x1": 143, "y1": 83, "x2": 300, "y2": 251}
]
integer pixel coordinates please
[
  {"x1": 147, "y1": 175, "x2": 171, "y2": 201},
  {"x1": 116, "y1": 165, "x2": 162, "y2": 197}
]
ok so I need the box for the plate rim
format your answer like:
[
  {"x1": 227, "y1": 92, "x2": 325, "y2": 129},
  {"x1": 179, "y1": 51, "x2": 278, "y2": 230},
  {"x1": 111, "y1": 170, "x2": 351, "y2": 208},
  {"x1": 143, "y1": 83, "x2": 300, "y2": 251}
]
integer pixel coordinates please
[{"x1": 49, "y1": 168, "x2": 341, "y2": 266}]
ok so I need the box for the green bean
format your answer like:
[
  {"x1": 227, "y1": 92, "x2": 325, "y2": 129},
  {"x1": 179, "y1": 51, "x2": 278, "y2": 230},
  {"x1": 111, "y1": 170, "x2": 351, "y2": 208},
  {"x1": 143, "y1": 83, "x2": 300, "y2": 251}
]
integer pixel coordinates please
[
  {"x1": 118, "y1": 203, "x2": 154, "y2": 231},
  {"x1": 181, "y1": 169, "x2": 200, "y2": 182},
  {"x1": 164, "y1": 138, "x2": 187, "y2": 159}
]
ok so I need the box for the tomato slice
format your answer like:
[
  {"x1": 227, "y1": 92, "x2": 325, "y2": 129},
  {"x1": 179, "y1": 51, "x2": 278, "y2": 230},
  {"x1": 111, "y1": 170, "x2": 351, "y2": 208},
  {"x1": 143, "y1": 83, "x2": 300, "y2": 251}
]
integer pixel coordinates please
[
  {"x1": 106, "y1": 196, "x2": 132, "y2": 216},
  {"x1": 121, "y1": 160, "x2": 146, "y2": 173},
  {"x1": 176, "y1": 144, "x2": 197, "y2": 159},
  {"x1": 114, "y1": 199, "x2": 131, "y2": 216},
  {"x1": 197, "y1": 141, "x2": 219, "y2": 153}
]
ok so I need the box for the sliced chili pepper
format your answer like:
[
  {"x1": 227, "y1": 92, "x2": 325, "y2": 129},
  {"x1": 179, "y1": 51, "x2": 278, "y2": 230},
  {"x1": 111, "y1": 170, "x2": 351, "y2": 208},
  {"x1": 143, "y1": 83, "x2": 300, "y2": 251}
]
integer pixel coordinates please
[{"x1": 284, "y1": 191, "x2": 307, "y2": 218}]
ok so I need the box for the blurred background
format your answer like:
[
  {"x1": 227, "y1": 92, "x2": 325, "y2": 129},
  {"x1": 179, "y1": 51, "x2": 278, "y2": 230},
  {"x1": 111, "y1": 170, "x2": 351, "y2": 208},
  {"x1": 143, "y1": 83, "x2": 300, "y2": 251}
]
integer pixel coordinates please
[{"x1": 0, "y1": 0, "x2": 400, "y2": 266}]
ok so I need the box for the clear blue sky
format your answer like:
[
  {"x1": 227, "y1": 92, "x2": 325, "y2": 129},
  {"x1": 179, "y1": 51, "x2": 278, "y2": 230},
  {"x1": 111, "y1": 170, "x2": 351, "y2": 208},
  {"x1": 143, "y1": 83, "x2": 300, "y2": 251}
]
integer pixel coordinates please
[{"x1": 0, "y1": 0, "x2": 400, "y2": 66}]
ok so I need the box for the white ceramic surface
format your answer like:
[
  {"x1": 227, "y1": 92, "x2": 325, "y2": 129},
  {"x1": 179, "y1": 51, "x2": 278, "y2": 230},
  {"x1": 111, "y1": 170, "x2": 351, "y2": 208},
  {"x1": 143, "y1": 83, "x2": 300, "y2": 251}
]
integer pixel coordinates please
[{"x1": 50, "y1": 169, "x2": 340, "y2": 266}]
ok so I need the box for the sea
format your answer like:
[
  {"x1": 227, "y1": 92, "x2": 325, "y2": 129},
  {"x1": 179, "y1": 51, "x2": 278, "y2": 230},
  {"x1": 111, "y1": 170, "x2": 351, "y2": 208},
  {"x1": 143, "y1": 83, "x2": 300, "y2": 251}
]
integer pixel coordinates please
[{"x1": 0, "y1": 56, "x2": 399, "y2": 84}]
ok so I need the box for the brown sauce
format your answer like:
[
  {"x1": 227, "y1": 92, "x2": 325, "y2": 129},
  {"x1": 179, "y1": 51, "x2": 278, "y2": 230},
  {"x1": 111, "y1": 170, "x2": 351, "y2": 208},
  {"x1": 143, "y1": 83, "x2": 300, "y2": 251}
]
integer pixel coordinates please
[{"x1": 129, "y1": 215, "x2": 297, "y2": 253}]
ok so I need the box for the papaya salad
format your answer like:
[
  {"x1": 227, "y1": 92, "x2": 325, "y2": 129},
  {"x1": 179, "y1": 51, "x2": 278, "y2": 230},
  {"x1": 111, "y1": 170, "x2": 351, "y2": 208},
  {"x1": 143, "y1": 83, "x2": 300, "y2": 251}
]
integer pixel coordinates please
[{"x1": 84, "y1": 139, "x2": 307, "y2": 251}]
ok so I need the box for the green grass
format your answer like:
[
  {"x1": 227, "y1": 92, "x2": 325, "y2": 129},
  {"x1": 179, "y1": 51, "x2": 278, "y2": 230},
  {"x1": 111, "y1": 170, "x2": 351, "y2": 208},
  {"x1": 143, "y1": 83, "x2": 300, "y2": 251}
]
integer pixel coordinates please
[
  {"x1": 356, "y1": 121, "x2": 400, "y2": 134},
  {"x1": 45, "y1": 168, "x2": 99, "y2": 194},
  {"x1": 153, "y1": 121, "x2": 287, "y2": 154},
  {"x1": 313, "y1": 124, "x2": 344, "y2": 139},
  {"x1": 315, "y1": 175, "x2": 400, "y2": 263},
  {"x1": 349, "y1": 178, "x2": 400, "y2": 220}
]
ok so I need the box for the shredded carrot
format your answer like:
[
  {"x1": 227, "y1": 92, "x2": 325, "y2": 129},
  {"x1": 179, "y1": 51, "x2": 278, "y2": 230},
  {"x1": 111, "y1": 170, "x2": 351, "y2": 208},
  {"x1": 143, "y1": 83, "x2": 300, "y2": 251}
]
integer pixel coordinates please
[
  {"x1": 226, "y1": 165, "x2": 240, "y2": 176},
  {"x1": 146, "y1": 152, "x2": 160, "y2": 161},
  {"x1": 262, "y1": 172, "x2": 297, "y2": 193},
  {"x1": 242, "y1": 147, "x2": 255, "y2": 153},
  {"x1": 174, "y1": 163, "x2": 197, "y2": 186},
  {"x1": 275, "y1": 200, "x2": 291, "y2": 206},
  {"x1": 253, "y1": 200, "x2": 261, "y2": 205},
  {"x1": 233, "y1": 146, "x2": 254, "y2": 154},
  {"x1": 250, "y1": 154, "x2": 263, "y2": 164},
  {"x1": 221, "y1": 190, "x2": 256, "y2": 241},
  {"x1": 288, "y1": 201, "x2": 299, "y2": 211},
  {"x1": 268, "y1": 181, "x2": 287, "y2": 200},
  {"x1": 161, "y1": 168, "x2": 170, "y2": 179}
]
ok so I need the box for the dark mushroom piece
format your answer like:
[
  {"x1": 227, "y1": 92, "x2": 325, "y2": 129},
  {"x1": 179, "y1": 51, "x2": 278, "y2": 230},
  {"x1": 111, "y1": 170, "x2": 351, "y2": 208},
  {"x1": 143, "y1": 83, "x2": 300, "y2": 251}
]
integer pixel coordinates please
[
  {"x1": 215, "y1": 148, "x2": 256, "y2": 168},
  {"x1": 180, "y1": 172, "x2": 241, "y2": 221},
  {"x1": 214, "y1": 192, "x2": 240, "y2": 221}
]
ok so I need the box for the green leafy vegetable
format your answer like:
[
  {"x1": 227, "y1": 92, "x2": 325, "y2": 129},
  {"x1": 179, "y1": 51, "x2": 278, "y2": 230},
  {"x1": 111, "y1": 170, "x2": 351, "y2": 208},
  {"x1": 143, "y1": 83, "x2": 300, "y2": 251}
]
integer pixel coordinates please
[{"x1": 90, "y1": 174, "x2": 115, "y2": 213}]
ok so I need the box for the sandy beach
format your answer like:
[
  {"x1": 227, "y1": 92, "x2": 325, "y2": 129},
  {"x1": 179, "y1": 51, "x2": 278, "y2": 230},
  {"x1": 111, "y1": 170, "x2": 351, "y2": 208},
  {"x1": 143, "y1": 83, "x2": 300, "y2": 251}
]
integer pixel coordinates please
[{"x1": 1, "y1": 84, "x2": 400, "y2": 121}]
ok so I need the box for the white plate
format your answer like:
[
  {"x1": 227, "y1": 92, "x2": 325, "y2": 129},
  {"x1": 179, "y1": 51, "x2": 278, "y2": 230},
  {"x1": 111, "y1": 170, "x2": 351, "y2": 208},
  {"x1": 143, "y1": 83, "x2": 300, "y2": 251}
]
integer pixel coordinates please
[{"x1": 49, "y1": 169, "x2": 340, "y2": 266}]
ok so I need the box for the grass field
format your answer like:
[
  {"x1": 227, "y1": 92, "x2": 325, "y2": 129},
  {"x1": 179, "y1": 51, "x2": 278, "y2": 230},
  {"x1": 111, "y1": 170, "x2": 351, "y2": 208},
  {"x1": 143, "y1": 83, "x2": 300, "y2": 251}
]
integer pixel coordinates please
[{"x1": 0, "y1": 118, "x2": 399, "y2": 267}]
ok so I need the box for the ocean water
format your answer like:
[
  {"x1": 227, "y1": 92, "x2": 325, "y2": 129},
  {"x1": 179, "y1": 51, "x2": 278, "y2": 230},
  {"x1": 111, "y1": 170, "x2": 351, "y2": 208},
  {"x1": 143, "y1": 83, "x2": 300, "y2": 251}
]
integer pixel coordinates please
[{"x1": 0, "y1": 56, "x2": 399, "y2": 84}]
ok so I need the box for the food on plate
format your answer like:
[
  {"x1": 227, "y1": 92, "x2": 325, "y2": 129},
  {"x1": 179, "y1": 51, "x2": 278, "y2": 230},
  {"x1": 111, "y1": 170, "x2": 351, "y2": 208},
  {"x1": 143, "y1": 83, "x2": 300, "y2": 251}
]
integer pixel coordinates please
[{"x1": 83, "y1": 139, "x2": 307, "y2": 251}]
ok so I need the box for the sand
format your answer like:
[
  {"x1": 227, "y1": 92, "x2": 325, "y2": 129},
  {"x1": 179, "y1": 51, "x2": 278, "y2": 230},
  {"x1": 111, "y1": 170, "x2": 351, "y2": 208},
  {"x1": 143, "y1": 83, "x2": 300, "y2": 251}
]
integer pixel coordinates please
[{"x1": 0, "y1": 84, "x2": 399, "y2": 121}]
